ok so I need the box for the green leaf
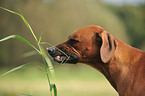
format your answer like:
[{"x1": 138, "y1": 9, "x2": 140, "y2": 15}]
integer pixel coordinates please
[
  {"x1": 40, "y1": 47, "x2": 55, "y2": 78},
  {"x1": 50, "y1": 84, "x2": 57, "y2": 96},
  {"x1": 0, "y1": 35, "x2": 15, "y2": 42},
  {"x1": 22, "y1": 51, "x2": 37, "y2": 57},
  {"x1": 0, "y1": 7, "x2": 38, "y2": 43},
  {"x1": 0, "y1": 63, "x2": 33, "y2": 77},
  {"x1": 38, "y1": 32, "x2": 43, "y2": 44},
  {"x1": 0, "y1": 35, "x2": 41, "y2": 54}
]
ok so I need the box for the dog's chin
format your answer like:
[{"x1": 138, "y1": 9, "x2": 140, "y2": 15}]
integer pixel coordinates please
[{"x1": 53, "y1": 55, "x2": 79, "y2": 64}]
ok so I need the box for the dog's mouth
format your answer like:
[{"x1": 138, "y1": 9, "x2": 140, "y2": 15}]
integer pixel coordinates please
[
  {"x1": 54, "y1": 55, "x2": 68, "y2": 63},
  {"x1": 53, "y1": 54, "x2": 79, "y2": 64},
  {"x1": 47, "y1": 47, "x2": 79, "y2": 64}
]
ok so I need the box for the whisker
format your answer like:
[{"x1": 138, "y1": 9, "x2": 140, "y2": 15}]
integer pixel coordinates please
[
  {"x1": 40, "y1": 42, "x2": 70, "y2": 64},
  {"x1": 62, "y1": 56, "x2": 70, "y2": 64}
]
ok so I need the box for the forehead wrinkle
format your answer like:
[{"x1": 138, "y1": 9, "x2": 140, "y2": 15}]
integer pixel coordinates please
[
  {"x1": 71, "y1": 32, "x2": 94, "y2": 43},
  {"x1": 69, "y1": 34, "x2": 79, "y2": 39}
]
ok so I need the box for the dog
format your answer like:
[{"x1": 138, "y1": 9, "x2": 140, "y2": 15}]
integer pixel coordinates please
[{"x1": 47, "y1": 25, "x2": 145, "y2": 96}]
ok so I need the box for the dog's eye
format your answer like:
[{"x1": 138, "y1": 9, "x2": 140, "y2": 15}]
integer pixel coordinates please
[{"x1": 68, "y1": 39, "x2": 79, "y2": 44}]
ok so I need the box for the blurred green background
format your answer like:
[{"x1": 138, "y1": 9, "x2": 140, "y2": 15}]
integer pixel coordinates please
[{"x1": 0, "y1": 0, "x2": 145, "y2": 96}]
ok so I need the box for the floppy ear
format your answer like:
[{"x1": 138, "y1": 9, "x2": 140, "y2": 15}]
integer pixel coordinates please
[{"x1": 100, "y1": 31, "x2": 117, "y2": 63}]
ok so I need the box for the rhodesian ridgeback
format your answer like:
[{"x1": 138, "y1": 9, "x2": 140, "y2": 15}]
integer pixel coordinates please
[{"x1": 48, "y1": 25, "x2": 145, "y2": 96}]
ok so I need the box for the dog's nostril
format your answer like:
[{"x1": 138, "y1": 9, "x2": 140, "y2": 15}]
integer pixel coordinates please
[{"x1": 47, "y1": 47, "x2": 55, "y2": 54}]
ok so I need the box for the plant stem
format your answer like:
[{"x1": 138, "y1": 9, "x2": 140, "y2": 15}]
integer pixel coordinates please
[
  {"x1": 42, "y1": 57, "x2": 53, "y2": 96},
  {"x1": 38, "y1": 42, "x2": 55, "y2": 96}
]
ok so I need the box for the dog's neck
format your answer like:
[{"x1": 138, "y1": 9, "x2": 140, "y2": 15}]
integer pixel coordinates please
[{"x1": 91, "y1": 39, "x2": 145, "y2": 95}]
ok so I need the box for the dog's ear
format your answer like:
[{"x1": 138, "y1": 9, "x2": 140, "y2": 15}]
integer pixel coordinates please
[{"x1": 100, "y1": 31, "x2": 117, "y2": 63}]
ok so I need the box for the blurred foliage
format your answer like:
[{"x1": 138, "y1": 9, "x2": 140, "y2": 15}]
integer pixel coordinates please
[
  {"x1": 0, "y1": 0, "x2": 145, "y2": 66},
  {"x1": 0, "y1": 65, "x2": 118, "y2": 96},
  {"x1": 108, "y1": 5, "x2": 145, "y2": 48}
]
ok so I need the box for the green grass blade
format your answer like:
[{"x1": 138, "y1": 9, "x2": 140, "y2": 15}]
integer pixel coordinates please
[
  {"x1": 50, "y1": 84, "x2": 57, "y2": 96},
  {"x1": 37, "y1": 39, "x2": 55, "y2": 80},
  {"x1": 0, "y1": 7, "x2": 38, "y2": 43},
  {"x1": 0, "y1": 63, "x2": 33, "y2": 77},
  {"x1": 22, "y1": 51, "x2": 37, "y2": 57},
  {"x1": 38, "y1": 33, "x2": 43, "y2": 44},
  {"x1": 0, "y1": 35, "x2": 14, "y2": 42},
  {"x1": 40, "y1": 47, "x2": 55, "y2": 79},
  {"x1": 0, "y1": 35, "x2": 41, "y2": 54}
]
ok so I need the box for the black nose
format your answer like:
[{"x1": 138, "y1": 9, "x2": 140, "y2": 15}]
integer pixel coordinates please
[{"x1": 47, "y1": 47, "x2": 55, "y2": 55}]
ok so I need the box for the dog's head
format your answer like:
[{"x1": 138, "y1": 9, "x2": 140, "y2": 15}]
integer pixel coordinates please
[{"x1": 48, "y1": 25, "x2": 117, "y2": 64}]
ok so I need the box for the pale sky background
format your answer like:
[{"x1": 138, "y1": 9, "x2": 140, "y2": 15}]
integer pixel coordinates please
[
  {"x1": 101, "y1": 0, "x2": 145, "y2": 6},
  {"x1": 43, "y1": 0, "x2": 145, "y2": 5}
]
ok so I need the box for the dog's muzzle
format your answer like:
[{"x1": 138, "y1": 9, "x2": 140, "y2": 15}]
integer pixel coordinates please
[{"x1": 47, "y1": 47, "x2": 79, "y2": 64}]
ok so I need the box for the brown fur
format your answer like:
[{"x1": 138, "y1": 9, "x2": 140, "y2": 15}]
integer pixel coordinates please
[{"x1": 48, "y1": 25, "x2": 145, "y2": 96}]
